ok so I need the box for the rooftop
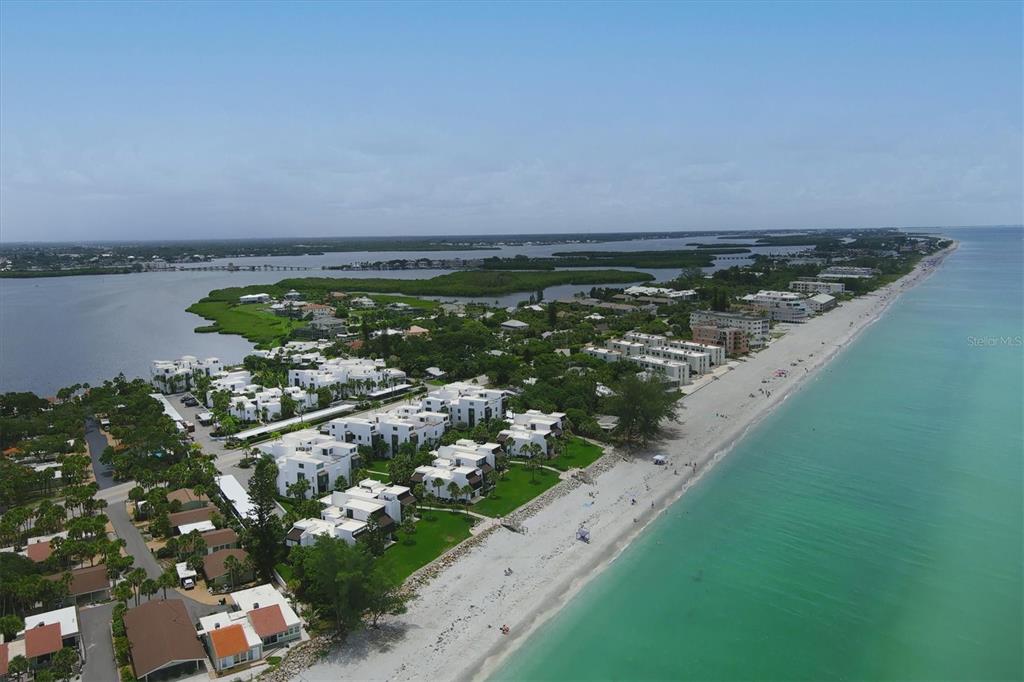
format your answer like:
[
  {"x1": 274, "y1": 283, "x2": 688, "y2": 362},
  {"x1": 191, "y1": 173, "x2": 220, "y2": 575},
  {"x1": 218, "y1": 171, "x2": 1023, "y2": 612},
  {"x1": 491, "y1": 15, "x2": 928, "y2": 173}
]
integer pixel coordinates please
[{"x1": 123, "y1": 600, "x2": 206, "y2": 679}]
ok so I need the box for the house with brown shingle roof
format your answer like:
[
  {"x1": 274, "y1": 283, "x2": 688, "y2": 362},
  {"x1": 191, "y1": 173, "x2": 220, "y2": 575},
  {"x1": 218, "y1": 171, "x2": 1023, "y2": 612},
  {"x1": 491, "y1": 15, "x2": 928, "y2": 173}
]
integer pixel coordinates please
[
  {"x1": 165, "y1": 488, "x2": 209, "y2": 511},
  {"x1": 45, "y1": 564, "x2": 110, "y2": 605},
  {"x1": 200, "y1": 527, "x2": 239, "y2": 554},
  {"x1": 25, "y1": 540, "x2": 53, "y2": 563},
  {"x1": 168, "y1": 506, "x2": 214, "y2": 533},
  {"x1": 123, "y1": 600, "x2": 206, "y2": 682},
  {"x1": 202, "y1": 549, "x2": 252, "y2": 588}
]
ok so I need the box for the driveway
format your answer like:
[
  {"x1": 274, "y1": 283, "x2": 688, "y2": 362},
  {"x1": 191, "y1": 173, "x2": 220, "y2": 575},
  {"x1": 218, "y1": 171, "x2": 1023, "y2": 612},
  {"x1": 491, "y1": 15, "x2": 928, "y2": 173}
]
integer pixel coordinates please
[
  {"x1": 84, "y1": 419, "x2": 117, "y2": 490},
  {"x1": 79, "y1": 602, "x2": 116, "y2": 681}
]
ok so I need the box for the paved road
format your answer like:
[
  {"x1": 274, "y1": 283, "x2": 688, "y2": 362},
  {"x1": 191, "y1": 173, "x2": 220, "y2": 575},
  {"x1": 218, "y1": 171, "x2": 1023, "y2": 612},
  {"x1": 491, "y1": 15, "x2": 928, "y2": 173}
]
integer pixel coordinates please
[
  {"x1": 79, "y1": 602, "x2": 117, "y2": 682},
  {"x1": 106, "y1": 501, "x2": 163, "y2": 579},
  {"x1": 106, "y1": 497, "x2": 222, "y2": 621},
  {"x1": 84, "y1": 419, "x2": 117, "y2": 490}
]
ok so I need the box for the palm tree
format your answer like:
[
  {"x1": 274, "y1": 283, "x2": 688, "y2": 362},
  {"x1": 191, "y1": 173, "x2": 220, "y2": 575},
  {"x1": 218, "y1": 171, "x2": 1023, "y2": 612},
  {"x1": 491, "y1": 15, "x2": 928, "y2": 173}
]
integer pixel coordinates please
[
  {"x1": 126, "y1": 567, "x2": 146, "y2": 607},
  {"x1": 112, "y1": 582, "x2": 133, "y2": 605},
  {"x1": 224, "y1": 554, "x2": 243, "y2": 589},
  {"x1": 6, "y1": 654, "x2": 28, "y2": 682},
  {"x1": 432, "y1": 478, "x2": 444, "y2": 504},
  {"x1": 51, "y1": 646, "x2": 79, "y2": 682},
  {"x1": 158, "y1": 567, "x2": 177, "y2": 599},
  {"x1": 460, "y1": 484, "x2": 473, "y2": 513},
  {"x1": 141, "y1": 578, "x2": 159, "y2": 602},
  {"x1": 446, "y1": 481, "x2": 461, "y2": 504}
]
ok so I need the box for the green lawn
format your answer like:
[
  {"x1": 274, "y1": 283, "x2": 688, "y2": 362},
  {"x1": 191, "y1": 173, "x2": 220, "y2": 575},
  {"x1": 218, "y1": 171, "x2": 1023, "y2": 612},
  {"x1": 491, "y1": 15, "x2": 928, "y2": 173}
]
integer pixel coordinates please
[
  {"x1": 473, "y1": 465, "x2": 561, "y2": 517},
  {"x1": 366, "y1": 294, "x2": 440, "y2": 310},
  {"x1": 546, "y1": 437, "x2": 605, "y2": 471},
  {"x1": 186, "y1": 300, "x2": 305, "y2": 348},
  {"x1": 275, "y1": 562, "x2": 294, "y2": 583},
  {"x1": 378, "y1": 510, "x2": 476, "y2": 582}
]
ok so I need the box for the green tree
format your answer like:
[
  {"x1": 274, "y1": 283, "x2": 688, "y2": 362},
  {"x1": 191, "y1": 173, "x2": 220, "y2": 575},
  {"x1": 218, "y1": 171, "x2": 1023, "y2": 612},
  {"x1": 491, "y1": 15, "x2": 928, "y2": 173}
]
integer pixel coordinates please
[
  {"x1": 6, "y1": 654, "x2": 29, "y2": 682},
  {"x1": 0, "y1": 614, "x2": 24, "y2": 641},
  {"x1": 446, "y1": 481, "x2": 460, "y2": 503},
  {"x1": 158, "y1": 567, "x2": 178, "y2": 599},
  {"x1": 289, "y1": 536, "x2": 413, "y2": 633},
  {"x1": 287, "y1": 477, "x2": 311, "y2": 501},
  {"x1": 224, "y1": 553, "x2": 244, "y2": 589},
  {"x1": 245, "y1": 458, "x2": 284, "y2": 579},
  {"x1": 51, "y1": 646, "x2": 79, "y2": 682},
  {"x1": 608, "y1": 372, "x2": 678, "y2": 445}
]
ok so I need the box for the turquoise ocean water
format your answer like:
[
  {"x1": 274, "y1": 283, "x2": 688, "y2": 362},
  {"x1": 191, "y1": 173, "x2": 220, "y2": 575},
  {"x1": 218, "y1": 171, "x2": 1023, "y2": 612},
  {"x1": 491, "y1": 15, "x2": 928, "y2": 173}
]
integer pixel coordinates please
[{"x1": 495, "y1": 227, "x2": 1023, "y2": 681}]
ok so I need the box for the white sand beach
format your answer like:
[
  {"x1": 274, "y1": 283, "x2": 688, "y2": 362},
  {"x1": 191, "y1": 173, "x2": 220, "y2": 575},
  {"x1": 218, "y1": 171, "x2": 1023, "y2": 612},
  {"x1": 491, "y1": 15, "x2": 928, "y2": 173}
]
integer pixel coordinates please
[{"x1": 292, "y1": 245, "x2": 956, "y2": 682}]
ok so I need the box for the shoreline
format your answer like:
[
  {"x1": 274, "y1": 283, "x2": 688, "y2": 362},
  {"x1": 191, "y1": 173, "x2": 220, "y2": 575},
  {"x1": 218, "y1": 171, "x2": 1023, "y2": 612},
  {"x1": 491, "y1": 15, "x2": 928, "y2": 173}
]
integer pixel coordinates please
[{"x1": 294, "y1": 244, "x2": 958, "y2": 682}]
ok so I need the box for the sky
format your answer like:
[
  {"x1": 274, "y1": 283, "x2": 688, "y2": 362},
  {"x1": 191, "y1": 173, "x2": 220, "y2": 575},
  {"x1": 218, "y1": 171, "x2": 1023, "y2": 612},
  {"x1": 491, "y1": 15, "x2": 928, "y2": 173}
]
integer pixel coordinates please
[{"x1": 0, "y1": 1, "x2": 1021, "y2": 242}]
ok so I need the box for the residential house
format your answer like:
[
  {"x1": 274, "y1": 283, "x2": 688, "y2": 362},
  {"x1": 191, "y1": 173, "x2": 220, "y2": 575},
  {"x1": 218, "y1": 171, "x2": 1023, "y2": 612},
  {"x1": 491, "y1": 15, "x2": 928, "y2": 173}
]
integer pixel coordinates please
[
  {"x1": 168, "y1": 507, "x2": 214, "y2": 534},
  {"x1": 500, "y1": 319, "x2": 529, "y2": 332},
  {"x1": 202, "y1": 548, "x2": 253, "y2": 589},
  {"x1": 22, "y1": 607, "x2": 82, "y2": 666},
  {"x1": 200, "y1": 528, "x2": 239, "y2": 554},
  {"x1": 123, "y1": 600, "x2": 206, "y2": 682},
  {"x1": 46, "y1": 564, "x2": 110, "y2": 606},
  {"x1": 165, "y1": 488, "x2": 209, "y2": 511},
  {"x1": 229, "y1": 584, "x2": 302, "y2": 649},
  {"x1": 239, "y1": 293, "x2": 271, "y2": 304}
]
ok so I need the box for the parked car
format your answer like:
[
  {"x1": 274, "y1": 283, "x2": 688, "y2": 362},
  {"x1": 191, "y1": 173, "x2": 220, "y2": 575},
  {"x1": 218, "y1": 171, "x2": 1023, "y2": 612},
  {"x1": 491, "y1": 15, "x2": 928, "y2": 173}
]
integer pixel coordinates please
[{"x1": 182, "y1": 577, "x2": 195, "y2": 590}]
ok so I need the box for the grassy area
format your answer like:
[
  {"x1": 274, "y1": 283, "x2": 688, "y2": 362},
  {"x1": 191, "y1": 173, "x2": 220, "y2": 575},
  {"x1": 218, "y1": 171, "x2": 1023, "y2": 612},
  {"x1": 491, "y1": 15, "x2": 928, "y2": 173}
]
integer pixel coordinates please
[
  {"x1": 194, "y1": 269, "x2": 655, "y2": 304},
  {"x1": 186, "y1": 300, "x2": 305, "y2": 348},
  {"x1": 545, "y1": 437, "x2": 605, "y2": 471},
  {"x1": 474, "y1": 465, "x2": 561, "y2": 517},
  {"x1": 378, "y1": 510, "x2": 476, "y2": 582},
  {"x1": 275, "y1": 562, "x2": 294, "y2": 583},
  {"x1": 366, "y1": 293, "x2": 440, "y2": 310}
]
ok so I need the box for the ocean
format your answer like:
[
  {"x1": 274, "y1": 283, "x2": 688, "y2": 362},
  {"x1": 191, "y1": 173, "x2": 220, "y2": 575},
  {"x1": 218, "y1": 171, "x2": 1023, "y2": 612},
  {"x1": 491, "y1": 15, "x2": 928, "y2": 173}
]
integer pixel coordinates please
[{"x1": 494, "y1": 227, "x2": 1023, "y2": 681}]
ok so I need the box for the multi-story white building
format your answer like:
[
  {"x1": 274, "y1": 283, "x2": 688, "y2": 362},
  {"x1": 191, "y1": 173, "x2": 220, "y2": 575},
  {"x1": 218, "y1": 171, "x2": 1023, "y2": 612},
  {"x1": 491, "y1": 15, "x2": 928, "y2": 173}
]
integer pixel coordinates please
[
  {"x1": 150, "y1": 356, "x2": 224, "y2": 393},
  {"x1": 819, "y1": 266, "x2": 879, "y2": 279},
  {"x1": 376, "y1": 407, "x2": 449, "y2": 455},
  {"x1": 207, "y1": 370, "x2": 254, "y2": 397},
  {"x1": 288, "y1": 358, "x2": 406, "y2": 395},
  {"x1": 413, "y1": 460, "x2": 483, "y2": 501},
  {"x1": 623, "y1": 332, "x2": 726, "y2": 367},
  {"x1": 432, "y1": 439, "x2": 500, "y2": 472},
  {"x1": 788, "y1": 280, "x2": 846, "y2": 295},
  {"x1": 690, "y1": 310, "x2": 771, "y2": 348},
  {"x1": 805, "y1": 293, "x2": 837, "y2": 313},
  {"x1": 227, "y1": 386, "x2": 317, "y2": 422},
  {"x1": 741, "y1": 290, "x2": 811, "y2": 323},
  {"x1": 287, "y1": 478, "x2": 413, "y2": 547},
  {"x1": 497, "y1": 410, "x2": 565, "y2": 457},
  {"x1": 257, "y1": 429, "x2": 357, "y2": 497},
  {"x1": 622, "y1": 285, "x2": 697, "y2": 300},
  {"x1": 420, "y1": 382, "x2": 505, "y2": 428}
]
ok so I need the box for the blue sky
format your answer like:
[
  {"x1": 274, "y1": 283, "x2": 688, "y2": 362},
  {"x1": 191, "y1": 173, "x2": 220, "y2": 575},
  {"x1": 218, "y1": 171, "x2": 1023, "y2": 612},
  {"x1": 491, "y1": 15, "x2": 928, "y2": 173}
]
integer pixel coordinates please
[{"x1": 1, "y1": 1, "x2": 1020, "y2": 241}]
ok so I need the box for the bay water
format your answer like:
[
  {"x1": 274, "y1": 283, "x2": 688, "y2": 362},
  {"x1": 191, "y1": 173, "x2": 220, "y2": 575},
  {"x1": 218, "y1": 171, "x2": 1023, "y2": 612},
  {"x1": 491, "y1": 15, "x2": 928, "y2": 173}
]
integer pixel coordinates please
[{"x1": 494, "y1": 227, "x2": 1023, "y2": 681}]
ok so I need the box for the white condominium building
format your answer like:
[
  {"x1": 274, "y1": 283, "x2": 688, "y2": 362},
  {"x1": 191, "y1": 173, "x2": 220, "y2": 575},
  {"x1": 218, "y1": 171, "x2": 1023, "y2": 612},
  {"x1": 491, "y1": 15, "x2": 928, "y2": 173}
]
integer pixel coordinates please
[
  {"x1": 287, "y1": 477, "x2": 414, "y2": 547},
  {"x1": 740, "y1": 290, "x2": 810, "y2": 323},
  {"x1": 413, "y1": 459, "x2": 483, "y2": 501},
  {"x1": 498, "y1": 410, "x2": 566, "y2": 457},
  {"x1": 150, "y1": 356, "x2": 224, "y2": 393},
  {"x1": 288, "y1": 358, "x2": 406, "y2": 394},
  {"x1": 257, "y1": 429, "x2": 357, "y2": 497},
  {"x1": 421, "y1": 382, "x2": 505, "y2": 428},
  {"x1": 689, "y1": 310, "x2": 771, "y2": 347},
  {"x1": 227, "y1": 386, "x2": 317, "y2": 422},
  {"x1": 789, "y1": 280, "x2": 846, "y2": 294}
]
